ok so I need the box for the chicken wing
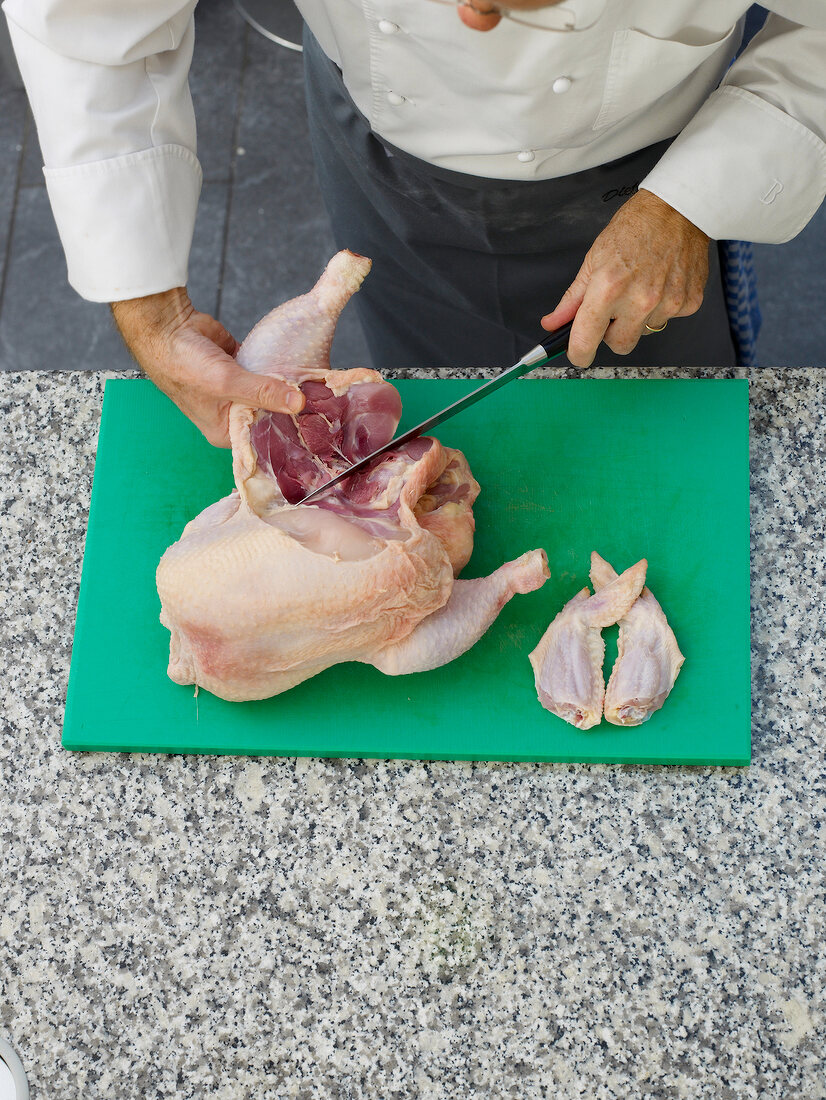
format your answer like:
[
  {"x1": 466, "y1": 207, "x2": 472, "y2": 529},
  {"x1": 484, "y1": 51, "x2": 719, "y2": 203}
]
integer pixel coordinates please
[
  {"x1": 529, "y1": 559, "x2": 647, "y2": 729},
  {"x1": 589, "y1": 551, "x2": 685, "y2": 726}
]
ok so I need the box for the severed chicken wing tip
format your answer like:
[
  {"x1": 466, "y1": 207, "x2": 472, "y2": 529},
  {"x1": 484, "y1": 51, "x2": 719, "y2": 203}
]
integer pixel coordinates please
[
  {"x1": 532, "y1": 551, "x2": 683, "y2": 730},
  {"x1": 529, "y1": 559, "x2": 646, "y2": 730}
]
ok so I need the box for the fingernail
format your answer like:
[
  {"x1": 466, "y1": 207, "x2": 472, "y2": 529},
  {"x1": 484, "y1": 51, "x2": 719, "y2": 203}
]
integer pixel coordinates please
[{"x1": 286, "y1": 392, "x2": 303, "y2": 413}]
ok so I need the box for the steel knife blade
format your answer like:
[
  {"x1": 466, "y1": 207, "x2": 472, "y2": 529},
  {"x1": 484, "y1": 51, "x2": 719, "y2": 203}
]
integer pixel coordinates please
[{"x1": 295, "y1": 320, "x2": 573, "y2": 506}]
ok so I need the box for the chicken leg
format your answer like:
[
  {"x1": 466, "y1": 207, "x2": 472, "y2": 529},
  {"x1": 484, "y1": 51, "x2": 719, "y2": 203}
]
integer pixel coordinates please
[{"x1": 367, "y1": 549, "x2": 550, "y2": 675}]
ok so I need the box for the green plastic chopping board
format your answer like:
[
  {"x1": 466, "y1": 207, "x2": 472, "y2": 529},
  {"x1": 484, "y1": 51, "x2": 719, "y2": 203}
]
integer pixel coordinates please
[{"x1": 63, "y1": 377, "x2": 750, "y2": 764}]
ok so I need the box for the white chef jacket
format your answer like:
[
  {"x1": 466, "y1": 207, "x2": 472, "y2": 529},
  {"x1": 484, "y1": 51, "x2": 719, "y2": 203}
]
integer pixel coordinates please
[{"x1": 3, "y1": 0, "x2": 826, "y2": 302}]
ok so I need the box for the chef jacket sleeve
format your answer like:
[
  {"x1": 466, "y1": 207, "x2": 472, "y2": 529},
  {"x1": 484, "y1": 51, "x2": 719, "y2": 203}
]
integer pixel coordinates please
[
  {"x1": 639, "y1": 10, "x2": 826, "y2": 243},
  {"x1": 2, "y1": 0, "x2": 201, "y2": 301}
]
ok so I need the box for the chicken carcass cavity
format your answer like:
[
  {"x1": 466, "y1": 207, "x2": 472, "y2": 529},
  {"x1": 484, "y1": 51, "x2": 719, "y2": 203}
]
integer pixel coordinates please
[{"x1": 157, "y1": 252, "x2": 550, "y2": 701}]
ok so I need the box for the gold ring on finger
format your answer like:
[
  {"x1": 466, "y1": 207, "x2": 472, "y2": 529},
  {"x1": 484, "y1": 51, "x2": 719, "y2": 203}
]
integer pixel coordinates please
[{"x1": 643, "y1": 319, "x2": 668, "y2": 333}]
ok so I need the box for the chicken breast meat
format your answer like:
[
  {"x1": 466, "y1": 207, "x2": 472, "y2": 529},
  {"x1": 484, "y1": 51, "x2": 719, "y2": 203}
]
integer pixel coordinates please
[{"x1": 157, "y1": 251, "x2": 550, "y2": 702}]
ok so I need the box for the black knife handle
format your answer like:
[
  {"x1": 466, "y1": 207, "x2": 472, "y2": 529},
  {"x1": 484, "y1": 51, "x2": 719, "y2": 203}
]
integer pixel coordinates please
[{"x1": 536, "y1": 319, "x2": 574, "y2": 362}]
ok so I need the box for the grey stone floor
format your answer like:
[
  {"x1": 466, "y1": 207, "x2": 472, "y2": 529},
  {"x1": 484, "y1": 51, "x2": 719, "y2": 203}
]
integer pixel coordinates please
[
  {"x1": 0, "y1": 0, "x2": 369, "y2": 376},
  {"x1": 0, "y1": 1, "x2": 823, "y2": 373}
]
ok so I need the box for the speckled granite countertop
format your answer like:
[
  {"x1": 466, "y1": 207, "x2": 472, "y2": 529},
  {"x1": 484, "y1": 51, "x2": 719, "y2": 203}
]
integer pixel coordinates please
[{"x1": 1, "y1": 366, "x2": 824, "y2": 1100}]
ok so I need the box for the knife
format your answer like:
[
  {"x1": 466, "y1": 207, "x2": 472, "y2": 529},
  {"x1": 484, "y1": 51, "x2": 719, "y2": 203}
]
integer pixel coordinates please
[{"x1": 295, "y1": 320, "x2": 573, "y2": 505}]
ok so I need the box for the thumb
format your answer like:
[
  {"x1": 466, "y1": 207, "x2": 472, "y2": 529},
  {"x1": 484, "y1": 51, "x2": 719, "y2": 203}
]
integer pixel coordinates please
[
  {"x1": 228, "y1": 365, "x2": 306, "y2": 415},
  {"x1": 540, "y1": 267, "x2": 590, "y2": 332}
]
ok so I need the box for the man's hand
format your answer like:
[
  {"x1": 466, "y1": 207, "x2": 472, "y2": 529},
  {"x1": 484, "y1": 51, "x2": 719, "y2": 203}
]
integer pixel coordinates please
[
  {"x1": 540, "y1": 190, "x2": 711, "y2": 368},
  {"x1": 111, "y1": 287, "x2": 305, "y2": 447}
]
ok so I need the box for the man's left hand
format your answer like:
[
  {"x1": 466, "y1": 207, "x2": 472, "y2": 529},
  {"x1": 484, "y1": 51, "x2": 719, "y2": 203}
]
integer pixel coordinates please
[{"x1": 540, "y1": 190, "x2": 711, "y2": 368}]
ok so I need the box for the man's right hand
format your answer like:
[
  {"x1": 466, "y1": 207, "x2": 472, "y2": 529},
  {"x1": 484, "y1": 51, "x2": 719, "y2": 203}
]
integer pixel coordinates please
[{"x1": 111, "y1": 287, "x2": 305, "y2": 448}]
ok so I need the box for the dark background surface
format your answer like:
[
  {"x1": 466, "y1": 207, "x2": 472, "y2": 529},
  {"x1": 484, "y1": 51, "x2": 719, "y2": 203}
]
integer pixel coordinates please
[{"x1": 0, "y1": 2, "x2": 822, "y2": 373}]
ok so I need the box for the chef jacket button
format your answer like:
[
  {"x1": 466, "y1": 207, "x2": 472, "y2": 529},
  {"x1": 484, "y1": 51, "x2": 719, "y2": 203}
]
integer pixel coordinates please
[
  {"x1": 387, "y1": 91, "x2": 406, "y2": 106},
  {"x1": 552, "y1": 76, "x2": 573, "y2": 94},
  {"x1": 378, "y1": 19, "x2": 400, "y2": 34},
  {"x1": 517, "y1": 150, "x2": 535, "y2": 163}
]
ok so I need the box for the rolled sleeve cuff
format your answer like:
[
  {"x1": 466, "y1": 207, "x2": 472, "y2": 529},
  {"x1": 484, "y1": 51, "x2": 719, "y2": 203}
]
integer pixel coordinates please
[
  {"x1": 43, "y1": 143, "x2": 202, "y2": 302},
  {"x1": 639, "y1": 85, "x2": 826, "y2": 244}
]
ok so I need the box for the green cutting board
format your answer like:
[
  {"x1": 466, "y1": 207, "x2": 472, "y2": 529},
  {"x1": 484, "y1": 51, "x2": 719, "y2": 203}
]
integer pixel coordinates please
[{"x1": 63, "y1": 377, "x2": 750, "y2": 764}]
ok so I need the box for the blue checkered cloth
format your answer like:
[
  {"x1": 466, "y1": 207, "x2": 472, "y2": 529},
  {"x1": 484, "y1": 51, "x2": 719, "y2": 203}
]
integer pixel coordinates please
[{"x1": 721, "y1": 239, "x2": 762, "y2": 368}]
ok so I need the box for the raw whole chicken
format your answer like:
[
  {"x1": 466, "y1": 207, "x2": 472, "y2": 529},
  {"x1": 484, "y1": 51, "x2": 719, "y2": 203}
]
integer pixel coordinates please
[{"x1": 157, "y1": 251, "x2": 550, "y2": 702}]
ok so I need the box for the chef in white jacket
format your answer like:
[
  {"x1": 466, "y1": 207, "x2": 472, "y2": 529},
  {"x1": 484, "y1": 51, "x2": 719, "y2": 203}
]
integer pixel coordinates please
[{"x1": 3, "y1": 0, "x2": 826, "y2": 446}]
